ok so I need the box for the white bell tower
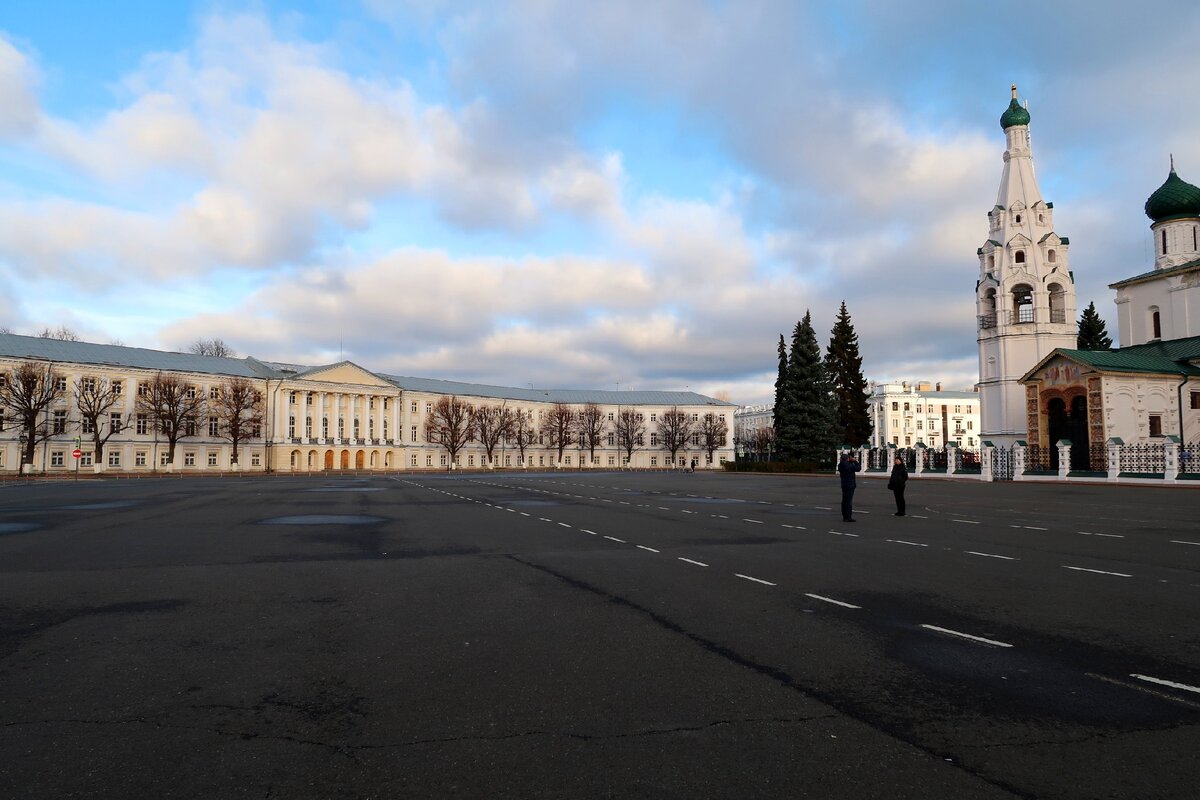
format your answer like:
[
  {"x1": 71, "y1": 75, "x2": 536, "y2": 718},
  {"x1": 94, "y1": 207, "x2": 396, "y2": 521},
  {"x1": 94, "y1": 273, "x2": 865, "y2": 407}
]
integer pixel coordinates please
[{"x1": 976, "y1": 85, "x2": 1078, "y2": 445}]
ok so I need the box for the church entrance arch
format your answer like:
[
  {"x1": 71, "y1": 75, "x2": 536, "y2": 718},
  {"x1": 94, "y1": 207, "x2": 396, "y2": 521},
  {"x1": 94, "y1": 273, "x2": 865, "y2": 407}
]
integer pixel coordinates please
[{"x1": 1046, "y1": 393, "x2": 1090, "y2": 470}]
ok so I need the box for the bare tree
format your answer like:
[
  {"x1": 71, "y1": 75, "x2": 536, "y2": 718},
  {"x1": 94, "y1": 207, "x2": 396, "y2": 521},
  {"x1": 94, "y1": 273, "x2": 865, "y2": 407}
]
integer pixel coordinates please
[
  {"x1": 135, "y1": 372, "x2": 208, "y2": 466},
  {"x1": 39, "y1": 326, "x2": 81, "y2": 341},
  {"x1": 189, "y1": 338, "x2": 237, "y2": 358},
  {"x1": 614, "y1": 407, "x2": 644, "y2": 467},
  {"x1": 539, "y1": 402, "x2": 575, "y2": 464},
  {"x1": 508, "y1": 409, "x2": 537, "y2": 466},
  {"x1": 214, "y1": 377, "x2": 264, "y2": 466},
  {"x1": 74, "y1": 376, "x2": 128, "y2": 466},
  {"x1": 737, "y1": 423, "x2": 775, "y2": 461},
  {"x1": 424, "y1": 395, "x2": 476, "y2": 468},
  {"x1": 474, "y1": 404, "x2": 515, "y2": 466},
  {"x1": 573, "y1": 403, "x2": 605, "y2": 466},
  {"x1": 699, "y1": 411, "x2": 729, "y2": 467},
  {"x1": 0, "y1": 361, "x2": 63, "y2": 468},
  {"x1": 657, "y1": 406, "x2": 693, "y2": 467}
]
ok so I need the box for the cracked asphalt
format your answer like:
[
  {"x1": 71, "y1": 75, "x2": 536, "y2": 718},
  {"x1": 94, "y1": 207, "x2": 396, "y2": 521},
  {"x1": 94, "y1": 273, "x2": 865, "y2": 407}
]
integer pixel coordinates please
[{"x1": 0, "y1": 472, "x2": 1197, "y2": 798}]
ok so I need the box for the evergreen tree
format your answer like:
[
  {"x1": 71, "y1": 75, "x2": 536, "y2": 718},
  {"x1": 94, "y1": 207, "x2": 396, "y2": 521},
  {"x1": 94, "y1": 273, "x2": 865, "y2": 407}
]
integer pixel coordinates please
[
  {"x1": 824, "y1": 301, "x2": 873, "y2": 446},
  {"x1": 771, "y1": 334, "x2": 792, "y2": 460},
  {"x1": 789, "y1": 311, "x2": 838, "y2": 465},
  {"x1": 1077, "y1": 301, "x2": 1113, "y2": 350}
]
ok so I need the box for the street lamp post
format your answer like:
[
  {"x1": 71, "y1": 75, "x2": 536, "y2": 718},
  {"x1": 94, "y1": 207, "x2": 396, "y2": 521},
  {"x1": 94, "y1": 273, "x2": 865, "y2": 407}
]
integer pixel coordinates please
[{"x1": 18, "y1": 432, "x2": 28, "y2": 474}]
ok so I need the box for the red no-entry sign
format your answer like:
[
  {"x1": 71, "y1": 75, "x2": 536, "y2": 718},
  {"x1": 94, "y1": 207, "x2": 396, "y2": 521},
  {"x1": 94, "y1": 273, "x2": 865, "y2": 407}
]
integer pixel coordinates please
[{"x1": 72, "y1": 448, "x2": 82, "y2": 459}]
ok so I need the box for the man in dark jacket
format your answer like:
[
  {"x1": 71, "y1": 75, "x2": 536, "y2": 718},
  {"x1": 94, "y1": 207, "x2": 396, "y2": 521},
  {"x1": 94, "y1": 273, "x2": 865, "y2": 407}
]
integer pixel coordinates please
[
  {"x1": 888, "y1": 456, "x2": 908, "y2": 516},
  {"x1": 837, "y1": 452, "x2": 860, "y2": 522}
]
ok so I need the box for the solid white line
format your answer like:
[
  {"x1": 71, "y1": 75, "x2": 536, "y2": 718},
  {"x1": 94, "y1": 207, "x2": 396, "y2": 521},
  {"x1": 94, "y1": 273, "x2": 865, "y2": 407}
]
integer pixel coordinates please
[
  {"x1": 603, "y1": 535, "x2": 626, "y2": 543},
  {"x1": 743, "y1": 519, "x2": 764, "y2": 524},
  {"x1": 678, "y1": 557, "x2": 709, "y2": 567},
  {"x1": 1063, "y1": 565, "x2": 1132, "y2": 577},
  {"x1": 804, "y1": 593, "x2": 860, "y2": 609},
  {"x1": 966, "y1": 551, "x2": 1017, "y2": 560},
  {"x1": 581, "y1": 529, "x2": 597, "y2": 535},
  {"x1": 1131, "y1": 674, "x2": 1200, "y2": 695},
  {"x1": 636, "y1": 545, "x2": 659, "y2": 553},
  {"x1": 735, "y1": 574, "x2": 776, "y2": 586},
  {"x1": 921, "y1": 624, "x2": 1013, "y2": 648},
  {"x1": 1077, "y1": 530, "x2": 1123, "y2": 538},
  {"x1": 1170, "y1": 540, "x2": 1200, "y2": 546},
  {"x1": 558, "y1": 522, "x2": 572, "y2": 528},
  {"x1": 886, "y1": 539, "x2": 928, "y2": 547},
  {"x1": 952, "y1": 519, "x2": 980, "y2": 525}
]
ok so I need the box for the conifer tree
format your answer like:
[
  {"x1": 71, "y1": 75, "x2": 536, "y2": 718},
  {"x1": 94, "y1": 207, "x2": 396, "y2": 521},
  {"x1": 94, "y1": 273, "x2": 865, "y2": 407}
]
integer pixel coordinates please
[
  {"x1": 824, "y1": 301, "x2": 872, "y2": 446},
  {"x1": 772, "y1": 333, "x2": 795, "y2": 460},
  {"x1": 1076, "y1": 301, "x2": 1113, "y2": 350},
  {"x1": 789, "y1": 311, "x2": 838, "y2": 465}
]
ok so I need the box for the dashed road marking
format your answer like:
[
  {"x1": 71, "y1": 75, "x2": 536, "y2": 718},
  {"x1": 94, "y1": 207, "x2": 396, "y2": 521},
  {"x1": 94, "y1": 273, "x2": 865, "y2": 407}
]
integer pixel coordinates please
[
  {"x1": 921, "y1": 624, "x2": 1013, "y2": 648},
  {"x1": 581, "y1": 529, "x2": 598, "y2": 535},
  {"x1": 636, "y1": 545, "x2": 660, "y2": 553},
  {"x1": 604, "y1": 535, "x2": 626, "y2": 543},
  {"x1": 743, "y1": 519, "x2": 764, "y2": 524},
  {"x1": 1131, "y1": 674, "x2": 1200, "y2": 695},
  {"x1": 735, "y1": 573, "x2": 776, "y2": 586},
  {"x1": 886, "y1": 539, "x2": 928, "y2": 547},
  {"x1": 804, "y1": 593, "x2": 860, "y2": 609},
  {"x1": 952, "y1": 519, "x2": 980, "y2": 525},
  {"x1": 966, "y1": 551, "x2": 1017, "y2": 560},
  {"x1": 1170, "y1": 539, "x2": 1200, "y2": 546},
  {"x1": 678, "y1": 557, "x2": 709, "y2": 567},
  {"x1": 558, "y1": 522, "x2": 572, "y2": 528},
  {"x1": 1064, "y1": 565, "x2": 1132, "y2": 577}
]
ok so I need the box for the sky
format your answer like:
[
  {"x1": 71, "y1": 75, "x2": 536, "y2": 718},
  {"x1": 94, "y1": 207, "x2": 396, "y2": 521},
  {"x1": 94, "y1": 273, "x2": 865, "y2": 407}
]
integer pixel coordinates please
[{"x1": 2, "y1": 1, "x2": 1198, "y2": 405}]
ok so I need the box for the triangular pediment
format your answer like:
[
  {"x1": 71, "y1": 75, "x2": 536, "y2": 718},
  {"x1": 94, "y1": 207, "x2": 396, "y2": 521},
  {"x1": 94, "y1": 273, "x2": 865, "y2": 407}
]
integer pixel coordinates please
[
  {"x1": 1020, "y1": 351, "x2": 1093, "y2": 384},
  {"x1": 294, "y1": 361, "x2": 394, "y2": 388},
  {"x1": 1006, "y1": 233, "x2": 1032, "y2": 248}
]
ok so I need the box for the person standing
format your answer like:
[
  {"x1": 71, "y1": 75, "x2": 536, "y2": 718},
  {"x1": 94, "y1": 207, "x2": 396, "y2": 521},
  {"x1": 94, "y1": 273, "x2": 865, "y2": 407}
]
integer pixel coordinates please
[
  {"x1": 837, "y1": 452, "x2": 860, "y2": 522},
  {"x1": 888, "y1": 456, "x2": 909, "y2": 516}
]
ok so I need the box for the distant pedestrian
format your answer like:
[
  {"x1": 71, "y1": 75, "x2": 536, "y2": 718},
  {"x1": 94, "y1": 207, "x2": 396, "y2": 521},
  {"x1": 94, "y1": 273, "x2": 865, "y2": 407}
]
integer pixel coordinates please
[
  {"x1": 837, "y1": 452, "x2": 860, "y2": 522},
  {"x1": 888, "y1": 456, "x2": 908, "y2": 516}
]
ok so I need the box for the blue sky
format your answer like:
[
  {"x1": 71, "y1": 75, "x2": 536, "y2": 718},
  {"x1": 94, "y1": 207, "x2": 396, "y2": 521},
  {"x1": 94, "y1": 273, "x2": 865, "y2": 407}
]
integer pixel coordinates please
[{"x1": 2, "y1": 1, "x2": 1198, "y2": 404}]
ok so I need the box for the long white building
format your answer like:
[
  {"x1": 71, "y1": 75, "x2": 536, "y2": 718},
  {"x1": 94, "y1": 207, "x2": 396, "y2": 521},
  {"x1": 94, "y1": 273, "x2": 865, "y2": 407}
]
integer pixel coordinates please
[
  {"x1": 0, "y1": 333, "x2": 735, "y2": 474},
  {"x1": 867, "y1": 381, "x2": 982, "y2": 449}
]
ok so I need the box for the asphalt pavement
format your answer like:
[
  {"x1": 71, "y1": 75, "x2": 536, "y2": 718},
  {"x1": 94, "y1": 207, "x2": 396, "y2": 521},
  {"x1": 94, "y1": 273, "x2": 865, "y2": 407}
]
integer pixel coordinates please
[{"x1": 0, "y1": 471, "x2": 1196, "y2": 798}]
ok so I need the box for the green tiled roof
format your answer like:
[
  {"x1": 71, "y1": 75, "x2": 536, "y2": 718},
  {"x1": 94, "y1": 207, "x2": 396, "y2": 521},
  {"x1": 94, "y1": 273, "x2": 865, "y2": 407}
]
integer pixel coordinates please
[
  {"x1": 1001, "y1": 97, "x2": 1030, "y2": 130},
  {"x1": 1145, "y1": 167, "x2": 1200, "y2": 223},
  {"x1": 1109, "y1": 256, "x2": 1200, "y2": 289},
  {"x1": 1053, "y1": 335, "x2": 1200, "y2": 376}
]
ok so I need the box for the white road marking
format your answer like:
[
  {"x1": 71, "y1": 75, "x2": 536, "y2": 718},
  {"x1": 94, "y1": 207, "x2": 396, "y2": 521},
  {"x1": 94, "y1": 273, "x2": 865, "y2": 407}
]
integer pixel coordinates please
[
  {"x1": 804, "y1": 593, "x2": 860, "y2": 609},
  {"x1": 658, "y1": 506, "x2": 670, "y2": 510},
  {"x1": 1024, "y1": 526, "x2": 1048, "y2": 531},
  {"x1": 921, "y1": 624, "x2": 1013, "y2": 648},
  {"x1": 815, "y1": 506, "x2": 832, "y2": 510},
  {"x1": 539, "y1": 517, "x2": 552, "y2": 522},
  {"x1": 558, "y1": 522, "x2": 572, "y2": 528},
  {"x1": 681, "y1": 510, "x2": 696, "y2": 515},
  {"x1": 735, "y1": 574, "x2": 776, "y2": 586},
  {"x1": 678, "y1": 557, "x2": 709, "y2": 567},
  {"x1": 912, "y1": 515, "x2": 928, "y2": 519},
  {"x1": 1131, "y1": 674, "x2": 1200, "y2": 695},
  {"x1": 966, "y1": 551, "x2": 1017, "y2": 560},
  {"x1": 604, "y1": 535, "x2": 626, "y2": 543},
  {"x1": 581, "y1": 529, "x2": 598, "y2": 535},
  {"x1": 886, "y1": 539, "x2": 928, "y2": 547},
  {"x1": 1063, "y1": 565, "x2": 1132, "y2": 577},
  {"x1": 743, "y1": 519, "x2": 764, "y2": 524},
  {"x1": 952, "y1": 519, "x2": 980, "y2": 525},
  {"x1": 636, "y1": 545, "x2": 660, "y2": 553},
  {"x1": 716, "y1": 515, "x2": 728, "y2": 519},
  {"x1": 1170, "y1": 540, "x2": 1200, "y2": 546},
  {"x1": 829, "y1": 530, "x2": 859, "y2": 537},
  {"x1": 520, "y1": 512, "x2": 531, "y2": 517},
  {"x1": 506, "y1": 508, "x2": 516, "y2": 513}
]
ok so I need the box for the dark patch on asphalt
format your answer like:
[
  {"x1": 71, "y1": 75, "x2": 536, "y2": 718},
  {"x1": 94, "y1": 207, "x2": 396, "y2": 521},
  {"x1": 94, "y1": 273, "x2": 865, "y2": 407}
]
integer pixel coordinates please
[
  {"x1": 304, "y1": 487, "x2": 385, "y2": 493},
  {"x1": 57, "y1": 501, "x2": 141, "y2": 511},
  {"x1": 507, "y1": 500, "x2": 558, "y2": 507},
  {"x1": 0, "y1": 598, "x2": 190, "y2": 658},
  {"x1": 681, "y1": 536, "x2": 791, "y2": 546},
  {"x1": 674, "y1": 497, "x2": 746, "y2": 504},
  {"x1": 260, "y1": 515, "x2": 386, "y2": 525},
  {"x1": 0, "y1": 522, "x2": 40, "y2": 535}
]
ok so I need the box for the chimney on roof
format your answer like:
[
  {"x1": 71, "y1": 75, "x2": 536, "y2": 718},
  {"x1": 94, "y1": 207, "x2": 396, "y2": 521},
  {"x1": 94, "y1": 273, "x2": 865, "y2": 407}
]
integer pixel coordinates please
[{"x1": 936, "y1": 382, "x2": 942, "y2": 391}]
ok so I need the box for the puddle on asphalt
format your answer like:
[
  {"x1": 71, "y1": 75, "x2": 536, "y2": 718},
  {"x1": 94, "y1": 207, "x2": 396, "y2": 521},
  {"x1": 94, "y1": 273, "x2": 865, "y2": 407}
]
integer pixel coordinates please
[
  {"x1": 260, "y1": 515, "x2": 385, "y2": 525},
  {"x1": 59, "y1": 501, "x2": 141, "y2": 511},
  {"x1": 0, "y1": 522, "x2": 40, "y2": 535}
]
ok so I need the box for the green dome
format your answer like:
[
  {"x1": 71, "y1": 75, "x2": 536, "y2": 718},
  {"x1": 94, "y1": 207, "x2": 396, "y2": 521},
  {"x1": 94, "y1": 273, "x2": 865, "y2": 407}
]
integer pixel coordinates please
[
  {"x1": 1145, "y1": 167, "x2": 1200, "y2": 223},
  {"x1": 1000, "y1": 97, "x2": 1030, "y2": 130}
]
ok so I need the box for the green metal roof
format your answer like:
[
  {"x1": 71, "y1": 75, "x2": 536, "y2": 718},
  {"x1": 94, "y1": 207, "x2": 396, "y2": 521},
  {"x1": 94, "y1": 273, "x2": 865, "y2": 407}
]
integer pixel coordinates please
[
  {"x1": 1039, "y1": 335, "x2": 1200, "y2": 378},
  {"x1": 1145, "y1": 167, "x2": 1200, "y2": 223},
  {"x1": 1001, "y1": 97, "x2": 1030, "y2": 130},
  {"x1": 1109, "y1": 256, "x2": 1200, "y2": 289}
]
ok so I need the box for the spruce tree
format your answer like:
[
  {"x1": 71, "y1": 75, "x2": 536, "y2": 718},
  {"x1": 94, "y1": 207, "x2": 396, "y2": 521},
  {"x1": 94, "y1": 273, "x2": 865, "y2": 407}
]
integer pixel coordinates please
[
  {"x1": 771, "y1": 334, "x2": 793, "y2": 460},
  {"x1": 824, "y1": 301, "x2": 872, "y2": 446},
  {"x1": 1076, "y1": 301, "x2": 1113, "y2": 350},
  {"x1": 789, "y1": 311, "x2": 838, "y2": 466}
]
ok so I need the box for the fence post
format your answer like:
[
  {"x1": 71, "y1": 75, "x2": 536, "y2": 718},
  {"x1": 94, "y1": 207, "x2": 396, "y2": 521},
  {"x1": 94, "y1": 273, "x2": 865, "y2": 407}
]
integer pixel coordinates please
[
  {"x1": 1164, "y1": 435, "x2": 1180, "y2": 482},
  {"x1": 886, "y1": 444, "x2": 896, "y2": 468},
  {"x1": 981, "y1": 441, "x2": 994, "y2": 482},
  {"x1": 1013, "y1": 440, "x2": 1027, "y2": 480},
  {"x1": 858, "y1": 445, "x2": 870, "y2": 470},
  {"x1": 1107, "y1": 438, "x2": 1122, "y2": 482},
  {"x1": 1057, "y1": 439, "x2": 1072, "y2": 479},
  {"x1": 914, "y1": 442, "x2": 926, "y2": 476},
  {"x1": 944, "y1": 441, "x2": 956, "y2": 474}
]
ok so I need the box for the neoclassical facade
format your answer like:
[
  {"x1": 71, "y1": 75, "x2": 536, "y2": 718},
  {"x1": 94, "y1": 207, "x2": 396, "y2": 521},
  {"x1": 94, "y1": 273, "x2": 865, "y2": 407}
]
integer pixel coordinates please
[
  {"x1": 0, "y1": 333, "x2": 736, "y2": 474},
  {"x1": 867, "y1": 381, "x2": 981, "y2": 449}
]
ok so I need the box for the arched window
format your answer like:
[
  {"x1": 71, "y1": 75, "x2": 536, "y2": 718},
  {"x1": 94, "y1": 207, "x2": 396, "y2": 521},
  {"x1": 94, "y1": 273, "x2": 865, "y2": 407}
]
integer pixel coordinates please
[
  {"x1": 1015, "y1": 214, "x2": 1022, "y2": 224},
  {"x1": 1038, "y1": 213, "x2": 1044, "y2": 224},
  {"x1": 1015, "y1": 250, "x2": 1026, "y2": 264},
  {"x1": 1013, "y1": 284, "x2": 1034, "y2": 323},
  {"x1": 1151, "y1": 308, "x2": 1162, "y2": 339},
  {"x1": 1162, "y1": 230, "x2": 1168, "y2": 255},
  {"x1": 1047, "y1": 249, "x2": 1056, "y2": 263},
  {"x1": 987, "y1": 254, "x2": 995, "y2": 271},
  {"x1": 1048, "y1": 282, "x2": 1065, "y2": 323}
]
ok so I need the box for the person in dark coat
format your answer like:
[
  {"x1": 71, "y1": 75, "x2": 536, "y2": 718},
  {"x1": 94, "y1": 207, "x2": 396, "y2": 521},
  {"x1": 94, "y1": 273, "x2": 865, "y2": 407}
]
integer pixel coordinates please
[
  {"x1": 837, "y1": 452, "x2": 860, "y2": 522},
  {"x1": 888, "y1": 456, "x2": 908, "y2": 516}
]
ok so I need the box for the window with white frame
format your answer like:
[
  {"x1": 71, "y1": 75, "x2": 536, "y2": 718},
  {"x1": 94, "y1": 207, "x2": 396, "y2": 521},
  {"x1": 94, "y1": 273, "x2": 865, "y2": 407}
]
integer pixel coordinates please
[
  {"x1": 210, "y1": 416, "x2": 220, "y2": 437},
  {"x1": 53, "y1": 410, "x2": 67, "y2": 434},
  {"x1": 650, "y1": 456, "x2": 658, "y2": 466},
  {"x1": 161, "y1": 451, "x2": 171, "y2": 466},
  {"x1": 110, "y1": 413, "x2": 123, "y2": 433},
  {"x1": 112, "y1": 380, "x2": 122, "y2": 395},
  {"x1": 108, "y1": 450, "x2": 120, "y2": 467},
  {"x1": 208, "y1": 452, "x2": 218, "y2": 466},
  {"x1": 51, "y1": 451, "x2": 65, "y2": 467},
  {"x1": 426, "y1": 455, "x2": 433, "y2": 466},
  {"x1": 135, "y1": 451, "x2": 147, "y2": 466},
  {"x1": 54, "y1": 377, "x2": 67, "y2": 392},
  {"x1": 81, "y1": 452, "x2": 93, "y2": 467},
  {"x1": 411, "y1": 454, "x2": 418, "y2": 467},
  {"x1": 82, "y1": 417, "x2": 95, "y2": 434},
  {"x1": 210, "y1": 386, "x2": 220, "y2": 400},
  {"x1": 184, "y1": 452, "x2": 196, "y2": 466},
  {"x1": 251, "y1": 452, "x2": 261, "y2": 467},
  {"x1": 137, "y1": 415, "x2": 148, "y2": 435}
]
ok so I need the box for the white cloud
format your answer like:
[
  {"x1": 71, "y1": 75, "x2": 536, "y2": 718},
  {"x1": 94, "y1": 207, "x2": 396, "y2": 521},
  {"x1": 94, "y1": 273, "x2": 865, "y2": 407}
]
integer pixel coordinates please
[{"x1": 0, "y1": 35, "x2": 39, "y2": 138}]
